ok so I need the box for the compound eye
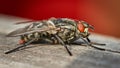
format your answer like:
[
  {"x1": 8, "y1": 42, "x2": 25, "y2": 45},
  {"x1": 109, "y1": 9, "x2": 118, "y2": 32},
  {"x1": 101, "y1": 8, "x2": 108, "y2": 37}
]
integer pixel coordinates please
[{"x1": 77, "y1": 22, "x2": 85, "y2": 32}]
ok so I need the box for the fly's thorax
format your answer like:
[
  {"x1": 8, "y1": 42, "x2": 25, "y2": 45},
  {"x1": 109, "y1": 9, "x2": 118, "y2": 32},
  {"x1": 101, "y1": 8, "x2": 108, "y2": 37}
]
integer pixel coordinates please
[{"x1": 56, "y1": 25, "x2": 77, "y2": 42}]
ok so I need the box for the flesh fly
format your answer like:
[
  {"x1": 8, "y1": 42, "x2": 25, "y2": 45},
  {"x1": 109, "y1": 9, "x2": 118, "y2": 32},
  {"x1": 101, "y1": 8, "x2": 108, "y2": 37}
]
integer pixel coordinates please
[{"x1": 5, "y1": 17, "x2": 120, "y2": 56}]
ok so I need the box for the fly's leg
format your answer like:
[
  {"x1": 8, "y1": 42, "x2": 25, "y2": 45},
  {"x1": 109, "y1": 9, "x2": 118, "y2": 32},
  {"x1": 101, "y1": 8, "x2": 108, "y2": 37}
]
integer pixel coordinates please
[
  {"x1": 54, "y1": 34, "x2": 73, "y2": 56},
  {"x1": 86, "y1": 37, "x2": 106, "y2": 46},
  {"x1": 5, "y1": 38, "x2": 36, "y2": 54},
  {"x1": 86, "y1": 37, "x2": 91, "y2": 42},
  {"x1": 81, "y1": 37, "x2": 120, "y2": 54},
  {"x1": 65, "y1": 41, "x2": 72, "y2": 50}
]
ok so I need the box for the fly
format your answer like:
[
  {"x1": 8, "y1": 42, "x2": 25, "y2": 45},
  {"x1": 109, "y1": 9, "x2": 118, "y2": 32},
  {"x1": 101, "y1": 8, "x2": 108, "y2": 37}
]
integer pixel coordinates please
[{"x1": 5, "y1": 17, "x2": 120, "y2": 56}]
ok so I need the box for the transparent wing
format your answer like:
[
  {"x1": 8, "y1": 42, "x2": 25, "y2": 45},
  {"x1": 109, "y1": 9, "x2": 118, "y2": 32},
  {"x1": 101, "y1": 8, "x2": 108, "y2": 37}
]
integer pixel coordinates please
[
  {"x1": 6, "y1": 24, "x2": 31, "y2": 37},
  {"x1": 7, "y1": 19, "x2": 59, "y2": 37},
  {"x1": 7, "y1": 20, "x2": 43, "y2": 37}
]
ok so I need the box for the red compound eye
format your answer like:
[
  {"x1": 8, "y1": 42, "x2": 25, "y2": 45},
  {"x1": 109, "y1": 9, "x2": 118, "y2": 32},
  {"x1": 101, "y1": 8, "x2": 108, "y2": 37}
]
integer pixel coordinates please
[
  {"x1": 19, "y1": 39, "x2": 25, "y2": 44},
  {"x1": 77, "y1": 22, "x2": 85, "y2": 32}
]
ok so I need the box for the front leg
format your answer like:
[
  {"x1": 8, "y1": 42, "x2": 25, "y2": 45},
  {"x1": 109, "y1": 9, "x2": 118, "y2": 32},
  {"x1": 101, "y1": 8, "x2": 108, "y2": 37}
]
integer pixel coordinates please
[
  {"x1": 81, "y1": 37, "x2": 120, "y2": 54},
  {"x1": 86, "y1": 37, "x2": 106, "y2": 46}
]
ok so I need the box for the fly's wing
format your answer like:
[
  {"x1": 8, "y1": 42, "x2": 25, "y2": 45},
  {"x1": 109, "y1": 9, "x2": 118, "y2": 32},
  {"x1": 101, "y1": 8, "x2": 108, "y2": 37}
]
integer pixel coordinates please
[
  {"x1": 6, "y1": 24, "x2": 31, "y2": 37},
  {"x1": 7, "y1": 20, "x2": 60, "y2": 37},
  {"x1": 7, "y1": 20, "x2": 42, "y2": 37}
]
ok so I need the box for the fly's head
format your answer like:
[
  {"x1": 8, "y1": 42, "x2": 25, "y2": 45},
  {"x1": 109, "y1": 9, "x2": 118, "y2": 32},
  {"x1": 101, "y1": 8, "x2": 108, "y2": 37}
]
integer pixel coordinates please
[{"x1": 77, "y1": 20, "x2": 94, "y2": 38}]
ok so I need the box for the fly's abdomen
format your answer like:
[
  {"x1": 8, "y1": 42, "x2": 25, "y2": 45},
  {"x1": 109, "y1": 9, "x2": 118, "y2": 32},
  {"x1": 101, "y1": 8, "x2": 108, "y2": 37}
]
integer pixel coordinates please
[
  {"x1": 21, "y1": 31, "x2": 56, "y2": 44},
  {"x1": 21, "y1": 32, "x2": 40, "y2": 42}
]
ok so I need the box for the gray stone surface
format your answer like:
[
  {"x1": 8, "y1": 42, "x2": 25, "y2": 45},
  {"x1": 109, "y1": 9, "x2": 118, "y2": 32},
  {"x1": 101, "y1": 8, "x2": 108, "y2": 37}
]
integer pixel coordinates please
[{"x1": 0, "y1": 14, "x2": 120, "y2": 68}]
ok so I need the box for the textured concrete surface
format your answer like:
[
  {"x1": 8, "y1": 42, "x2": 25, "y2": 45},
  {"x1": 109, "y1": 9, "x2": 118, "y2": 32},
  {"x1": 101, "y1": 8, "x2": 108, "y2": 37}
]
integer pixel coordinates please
[{"x1": 0, "y1": 14, "x2": 120, "y2": 68}]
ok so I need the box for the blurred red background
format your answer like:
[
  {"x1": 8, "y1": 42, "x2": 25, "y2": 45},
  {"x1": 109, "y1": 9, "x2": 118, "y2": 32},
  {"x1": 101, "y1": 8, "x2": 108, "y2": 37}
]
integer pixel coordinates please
[{"x1": 0, "y1": 0, "x2": 120, "y2": 38}]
